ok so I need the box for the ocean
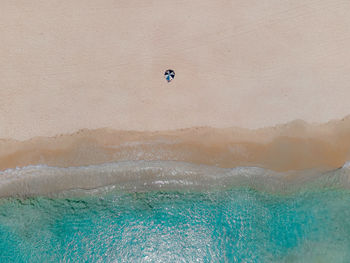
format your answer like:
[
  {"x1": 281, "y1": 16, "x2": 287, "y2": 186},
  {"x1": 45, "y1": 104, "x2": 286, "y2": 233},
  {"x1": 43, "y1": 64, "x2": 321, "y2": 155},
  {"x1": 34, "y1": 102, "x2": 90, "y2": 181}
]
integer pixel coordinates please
[{"x1": 1, "y1": 161, "x2": 350, "y2": 262}]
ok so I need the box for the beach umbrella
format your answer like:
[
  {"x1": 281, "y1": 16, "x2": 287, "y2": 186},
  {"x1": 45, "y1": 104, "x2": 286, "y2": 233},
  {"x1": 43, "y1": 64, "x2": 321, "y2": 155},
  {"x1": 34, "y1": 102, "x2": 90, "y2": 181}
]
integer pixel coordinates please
[{"x1": 164, "y1": 69, "x2": 175, "y2": 82}]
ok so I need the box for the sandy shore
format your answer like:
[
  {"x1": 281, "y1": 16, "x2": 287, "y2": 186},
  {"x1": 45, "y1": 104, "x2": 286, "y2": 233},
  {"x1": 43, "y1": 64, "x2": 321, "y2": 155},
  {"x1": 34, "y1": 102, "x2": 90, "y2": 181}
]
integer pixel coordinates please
[
  {"x1": 1, "y1": 0, "x2": 350, "y2": 140},
  {"x1": 1, "y1": 1, "x2": 350, "y2": 173},
  {"x1": 1, "y1": 116, "x2": 350, "y2": 172}
]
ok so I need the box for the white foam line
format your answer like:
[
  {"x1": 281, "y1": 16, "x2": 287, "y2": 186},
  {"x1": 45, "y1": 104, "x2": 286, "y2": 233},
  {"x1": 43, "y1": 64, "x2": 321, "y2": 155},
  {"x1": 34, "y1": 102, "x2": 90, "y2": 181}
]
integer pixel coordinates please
[{"x1": 0, "y1": 160, "x2": 349, "y2": 198}]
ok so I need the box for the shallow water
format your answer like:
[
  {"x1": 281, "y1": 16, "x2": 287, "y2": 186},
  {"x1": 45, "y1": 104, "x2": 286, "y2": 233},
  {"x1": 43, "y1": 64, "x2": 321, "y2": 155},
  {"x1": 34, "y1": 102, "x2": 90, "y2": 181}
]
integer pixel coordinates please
[
  {"x1": 1, "y1": 162, "x2": 350, "y2": 262},
  {"x1": 1, "y1": 189, "x2": 350, "y2": 262}
]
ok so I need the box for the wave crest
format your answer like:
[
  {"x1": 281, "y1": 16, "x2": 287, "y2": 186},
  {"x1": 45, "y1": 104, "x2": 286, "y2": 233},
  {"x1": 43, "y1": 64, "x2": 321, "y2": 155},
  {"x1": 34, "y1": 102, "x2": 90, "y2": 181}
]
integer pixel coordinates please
[{"x1": 1, "y1": 161, "x2": 350, "y2": 197}]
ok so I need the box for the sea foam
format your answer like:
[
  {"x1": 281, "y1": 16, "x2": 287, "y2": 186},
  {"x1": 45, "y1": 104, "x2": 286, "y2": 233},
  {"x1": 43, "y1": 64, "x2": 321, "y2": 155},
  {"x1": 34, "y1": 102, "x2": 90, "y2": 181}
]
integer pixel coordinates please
[{"x1": 1, "y1": 160, "x2": 350, "y2": 198}]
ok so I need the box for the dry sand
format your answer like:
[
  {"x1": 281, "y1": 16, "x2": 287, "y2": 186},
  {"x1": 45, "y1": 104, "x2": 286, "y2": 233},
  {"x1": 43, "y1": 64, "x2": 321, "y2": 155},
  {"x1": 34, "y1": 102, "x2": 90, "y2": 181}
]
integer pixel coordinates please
[
  {"x1": 1, "y1": 0, "x2": 350, "y2": 140},
  {"x1": 1, "y1": 1, "x2": 350, "y2": 172}
]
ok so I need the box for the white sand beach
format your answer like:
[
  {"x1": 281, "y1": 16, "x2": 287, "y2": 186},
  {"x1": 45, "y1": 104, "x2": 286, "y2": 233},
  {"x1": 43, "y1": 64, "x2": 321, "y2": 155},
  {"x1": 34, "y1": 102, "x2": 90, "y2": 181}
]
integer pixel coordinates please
[
  {"x1": 1, "y1": 0, "x2": 350, "y2": 141},
  {"x1": 1, "y1": 1, "x2": 350, "y2": 174}
]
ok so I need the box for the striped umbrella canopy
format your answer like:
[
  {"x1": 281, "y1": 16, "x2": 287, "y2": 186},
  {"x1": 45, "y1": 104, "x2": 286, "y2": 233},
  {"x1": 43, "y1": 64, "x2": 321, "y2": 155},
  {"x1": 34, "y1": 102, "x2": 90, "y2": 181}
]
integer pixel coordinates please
[{"x1": 164, "y1": 69, "x2": 175, "y2": 82}]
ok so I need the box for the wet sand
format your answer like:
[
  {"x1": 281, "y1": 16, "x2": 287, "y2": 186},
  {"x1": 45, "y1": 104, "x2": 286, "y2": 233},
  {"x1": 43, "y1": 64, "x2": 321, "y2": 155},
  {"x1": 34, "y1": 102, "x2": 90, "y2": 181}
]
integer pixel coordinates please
[{"x1": 1, "y1": 116, "x2": 350, "y2": 172}]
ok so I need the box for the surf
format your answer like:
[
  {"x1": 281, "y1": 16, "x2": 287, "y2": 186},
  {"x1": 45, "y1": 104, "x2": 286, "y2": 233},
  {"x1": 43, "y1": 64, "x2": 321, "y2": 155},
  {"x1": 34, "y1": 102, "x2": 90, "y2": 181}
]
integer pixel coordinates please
[{"x1": 1, "y1": 160, "x2": 350, "y2": 198}]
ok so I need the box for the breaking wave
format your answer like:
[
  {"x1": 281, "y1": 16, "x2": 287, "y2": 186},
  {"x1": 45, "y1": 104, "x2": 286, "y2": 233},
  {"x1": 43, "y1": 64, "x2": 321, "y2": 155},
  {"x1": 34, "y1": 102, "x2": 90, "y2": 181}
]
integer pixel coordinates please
[{"x1": 1, "y1": 160, "x2": 350, "y2": 198}]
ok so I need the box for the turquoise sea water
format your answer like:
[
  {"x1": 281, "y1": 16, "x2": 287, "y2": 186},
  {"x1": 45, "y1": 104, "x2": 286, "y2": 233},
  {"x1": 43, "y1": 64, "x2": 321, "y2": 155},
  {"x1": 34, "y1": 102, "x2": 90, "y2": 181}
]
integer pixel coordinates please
[
  {"x1": 1, "y1": 162, "x2": 350, "y2": 262},
  {"x1": 1, "y1": 188, "x2": 350, "y2": 262}
]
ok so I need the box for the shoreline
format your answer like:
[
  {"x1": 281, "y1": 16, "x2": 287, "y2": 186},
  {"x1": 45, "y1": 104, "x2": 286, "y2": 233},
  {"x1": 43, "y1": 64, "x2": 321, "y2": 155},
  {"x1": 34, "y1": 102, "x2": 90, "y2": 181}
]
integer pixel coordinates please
[
  {"x1": 1, "y1": 116, "x2": 350, "y2": 172},
  {"x1": 0, "y1": 159, "x2": 349, "y2": 198}
]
